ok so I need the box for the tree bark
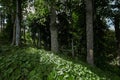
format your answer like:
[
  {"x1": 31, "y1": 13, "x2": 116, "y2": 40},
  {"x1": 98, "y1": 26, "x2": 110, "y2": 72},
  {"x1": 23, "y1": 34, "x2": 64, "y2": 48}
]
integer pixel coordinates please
[
  {"x1": 11, "y1": 0, "x2": 16, "y2": 45},
  {"x1": 85, "y1": 0, "x2": 94, "y2": 66},
  {"x1": 50, "y1": 4, "x2": 59, "y2": 53},
  {"x1": 15, "y1": 0, "x2": 21, "y2": 46}
]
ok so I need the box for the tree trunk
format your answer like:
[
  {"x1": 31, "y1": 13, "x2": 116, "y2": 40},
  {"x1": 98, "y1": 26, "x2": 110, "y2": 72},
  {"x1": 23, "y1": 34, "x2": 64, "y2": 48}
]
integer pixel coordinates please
[
  {"x1": 18, "y1": 0, "x2": 22, "y2": 43},
  {"x1": 50, "y1": 4, "x2": 58, "y2": 53},
  {"x1": 71, "y1": 39, "x2": 74, "y2": 57},
  {"x1": 114, "y1": 15, "x2": 120, "y2": 66},
  {"x1": 38, "y1": 29, "x2": 41, "y2": 48},
  {"x1": 23, "y1": 25, "x2": 26, "y2": 43},
  {"x1": 85, "y1": 0, "x2": 94, "y2": 66},
  {"x1": 12, "y1": 21, "x2": 16, "y2": 45},
  {"x1": 15, "y1": 0, "x2": 21, "y2": 46}
]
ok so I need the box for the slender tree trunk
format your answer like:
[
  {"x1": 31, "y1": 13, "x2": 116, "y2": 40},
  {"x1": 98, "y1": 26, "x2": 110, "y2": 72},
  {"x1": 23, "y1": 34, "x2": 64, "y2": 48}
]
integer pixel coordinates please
[
  {"x1": 85, "y1": 0, "x2": 94, "y2": 66},
  {"x1": 50, "y1": 4, "x2": 58, "y2": 53},
  {"x1": 11, "y1": 0, "x2": 16, "y2": 45},
  {"x1": 38, "y1": 29, "x2": 41, "y2": 48},
  {"x1": 71, "y1": 39, "x2": 74, "y2": 57},
  {"x1": 23, "y1": 25, "x2": 26, "y2": 43},
  {"x1": 15, "y1": 0, "x2": 21, "y2": 46},
  {"x1": 12, "y1": 21, "x2": 16, "y2": 45},
  {"x1": 69, "y1": 1, "x2": 74, "y2": 57},
  {"x1": 18, "y1": 0, "x2": 22, "y2": 44},
  {"x1": 114, "y1": 15, "x2": 120, "y2": 66}
]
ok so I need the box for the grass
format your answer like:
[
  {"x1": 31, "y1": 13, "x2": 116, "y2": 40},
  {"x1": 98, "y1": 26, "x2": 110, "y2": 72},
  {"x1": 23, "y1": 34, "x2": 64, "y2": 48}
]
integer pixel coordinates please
[{"x1": 0, "y1": 45, "x2": 120, "y2": 80}]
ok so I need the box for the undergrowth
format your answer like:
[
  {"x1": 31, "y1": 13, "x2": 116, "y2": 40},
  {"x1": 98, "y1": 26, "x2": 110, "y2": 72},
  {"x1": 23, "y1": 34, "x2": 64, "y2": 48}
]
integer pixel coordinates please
[{"x1": 0, "y1": 46, "x2": 120, "y2": 80}]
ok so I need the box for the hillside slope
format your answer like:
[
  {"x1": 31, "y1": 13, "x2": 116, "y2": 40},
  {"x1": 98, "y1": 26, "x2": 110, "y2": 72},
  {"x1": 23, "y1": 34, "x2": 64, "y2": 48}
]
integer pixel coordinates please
[{"x1": 0, "y1": 46, "x2": 120, "y2": 80}]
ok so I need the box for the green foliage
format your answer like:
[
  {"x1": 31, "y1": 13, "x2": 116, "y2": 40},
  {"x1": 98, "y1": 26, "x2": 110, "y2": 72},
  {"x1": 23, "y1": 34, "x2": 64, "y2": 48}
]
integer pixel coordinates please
[
  {"x1": 0, "y1": 46, "x2": 120, "y2": 80},
  {"x1": 0, "y1": 47, "x2": 53, "y2": 80},
  {"x1": 27, "y1": 0, "x2": 49, "y2": 26}
]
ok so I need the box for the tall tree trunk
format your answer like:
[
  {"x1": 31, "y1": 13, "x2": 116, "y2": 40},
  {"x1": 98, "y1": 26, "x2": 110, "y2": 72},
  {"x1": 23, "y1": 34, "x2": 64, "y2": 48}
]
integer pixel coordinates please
[
  {"x1": 15, "y1": 0, "x2": 21, "y2": 46},
  {"x1": 11, "y1": 0, "x2": 16, "y2": 45},
  {"x1": 18, "y1": 0, "x2": 22, "y2": 43},
  {"x1": 50, "y1": 4, "x2": 58, "y2": 53},
  {"x1": 11, "y1": 14, "x2": 16, "y2": 45},
  {"x1": 69, "y1": 0, "x2": 74, "y2": 57},
  {"x1": 114, "y1": 15, "x2": 120, "y2": 66},
  {"x1": 85, "y1": 0, "x2": 94, "y2": 66}
]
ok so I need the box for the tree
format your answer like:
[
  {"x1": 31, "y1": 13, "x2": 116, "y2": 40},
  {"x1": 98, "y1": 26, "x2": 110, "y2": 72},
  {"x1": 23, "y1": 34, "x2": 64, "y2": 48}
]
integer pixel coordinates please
[
  {"x1": 50, "y1": 2, "x2": 58, "y2": 53},
  {"x1": 15, "y1": 0, "x2": 21, "y2": 46},
  {"x1": 11, "y1": 0, "x2": 16, "y2": 45},
  {"x1": 85, "y1": 0, "x2": 94, "y2": 66}
]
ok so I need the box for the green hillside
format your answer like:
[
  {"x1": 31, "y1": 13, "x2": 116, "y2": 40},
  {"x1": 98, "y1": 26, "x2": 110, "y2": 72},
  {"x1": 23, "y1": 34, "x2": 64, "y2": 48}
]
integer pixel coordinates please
[{"x1": 0, "y1": 46, "x2": 120, "y2": 80}]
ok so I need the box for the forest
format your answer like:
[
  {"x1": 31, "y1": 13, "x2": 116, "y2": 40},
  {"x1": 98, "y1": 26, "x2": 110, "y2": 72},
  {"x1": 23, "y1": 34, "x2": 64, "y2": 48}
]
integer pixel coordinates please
[{"x1": 0, "y1": 0, "x2": 120, "y2": 80}]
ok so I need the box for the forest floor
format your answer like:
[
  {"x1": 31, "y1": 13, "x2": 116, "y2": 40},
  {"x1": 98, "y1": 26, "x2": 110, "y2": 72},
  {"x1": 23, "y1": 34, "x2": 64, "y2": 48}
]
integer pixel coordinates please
[{"x1": 0, "y1": 45, "x2": 120, "y2": 80}]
